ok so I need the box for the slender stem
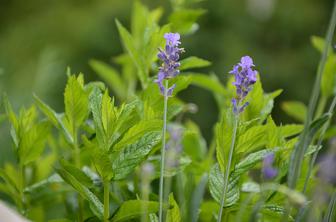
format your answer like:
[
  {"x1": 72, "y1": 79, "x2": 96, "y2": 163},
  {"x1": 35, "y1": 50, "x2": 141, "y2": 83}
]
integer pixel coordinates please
[
  {"x1": 73, "y1": 129, "x2": 84, "y2": 222},
  {"x1": 159, "y1": 80, "x2": 169, "y2": 222},
  {"x1": 303, "y1": 96, "x2": 336, "y2": 193},
  {"x1": 19, "y1": 162, "x2": 26, "y2": 215},
  {"x1": 103, "y1": 180, "x2": 110, "y2": 222},
  {"x1": 315, "y1": 95, "x2": 327, "y2": 119},
  {"x1": 323, "y1": 190, "x2": 336, "y2": 222},
  {"x1": 217, "y1": 115, "x2": 239, "y2": 222},
  {"x1": 288, "y1": 0, "x2": 336, "y2": 190}
]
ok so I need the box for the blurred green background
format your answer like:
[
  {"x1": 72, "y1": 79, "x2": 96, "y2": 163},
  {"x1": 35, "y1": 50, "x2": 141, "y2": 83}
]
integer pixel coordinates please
[{"x1": 0, "y1": 0, "x2": 333, "y2": 164}]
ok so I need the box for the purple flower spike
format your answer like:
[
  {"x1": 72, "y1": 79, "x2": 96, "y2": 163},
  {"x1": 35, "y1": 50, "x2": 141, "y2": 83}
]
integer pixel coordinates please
[
  {"x1": 262, "y1": 153, "x2": 278, "y2": 180},
  {"x1": 155, "y1": 33, "x2": 184, "y2": 96},
  {"x1": 229, "y1": 55, "x2": 258, "y2": 113}
]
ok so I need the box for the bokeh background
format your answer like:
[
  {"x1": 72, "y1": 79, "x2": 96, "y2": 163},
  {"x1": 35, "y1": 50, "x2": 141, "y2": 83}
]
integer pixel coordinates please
[{"x1": 0, "y1": 0, "x2": 334, "y2": 165}]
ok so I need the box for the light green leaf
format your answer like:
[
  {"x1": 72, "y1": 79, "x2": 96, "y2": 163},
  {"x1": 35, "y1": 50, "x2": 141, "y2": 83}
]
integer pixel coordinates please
[
  {"x1": 34, "y1": 95, "x2": 73, "y2": 143},
  {"x1": 112, "y1": 131, "x2": 161, "y2": 180},
  {"x1": 311, "y1": 36, "x2": 332, "y2": 55},
  {"x1": 180, "y1": 57, "x2": 211, "y2": 71},
  {"x1": 115, "y1": 19, "x2": 147, "y2": 88},
  {"x1": 89, "y1": 59, "x2": 126, "y2": 100},
  {"x1": 169, "y1": 9, "x2": 206, "y2": 34},
  {"x1": 111, "y1": 200, "x2": 160, "y2": 222},
  {"x1": 64, "y1": 74, "x2": 89, "y2": 135},
  {"x1": 59, "y1": 160, "x2": 93, "y2": 188},
  {"x1": 281, "y1": 101, "x2": 307, "y2": 122},
  {"x1": 113, "y1": 120, "x2": 162, "y2": 151},
  {"x1": 19, "y1": 120, "x2": 50, "y2": 165},
  {"x1": 166, "y1": 193, "x2": 181, "y2": 222},
  {"x1": 56, "y1": 168, "x2": 103, "y2": 219},
  {"x1": 189, "y1": 73, "x2": 226, "y2": 95},
  {"x1": 215, "y1": 110, "x2": 235, "y2": 172},
  {"x1": 321, "y1": 54, "x2": 336, "y2": 97}
]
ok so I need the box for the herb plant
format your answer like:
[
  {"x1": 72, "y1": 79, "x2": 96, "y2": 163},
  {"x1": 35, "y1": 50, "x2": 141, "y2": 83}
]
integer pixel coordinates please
[{"x1": 1, "y1": 1, "x2": 336, "y2": 222}]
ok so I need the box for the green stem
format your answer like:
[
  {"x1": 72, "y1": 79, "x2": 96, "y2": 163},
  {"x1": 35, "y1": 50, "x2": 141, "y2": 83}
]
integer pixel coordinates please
[
  {"x1": 288, "y1": 0, "x2": 336, "y2": 190},
  {"x1": 315, "y1": 95, "x2": 327, "y2": 119},
  {"x1": 19, "y1": 163, "x2": 26, "y2": 215},
  {"x1": 73, "y1": 129, "x2": 84, "y2": 222},
  {"x1": 303, "y1": 96, "x2": 336, "y2": 193},
  {"x1": 217, "y1": 115, "x2": 239, "y2": 222},
  {"x1": 159, "y1": 80, "x2": 169, "y2": 222},
  {"x1": 104, "y1": 180, "x2": 110, "y2": 222}
]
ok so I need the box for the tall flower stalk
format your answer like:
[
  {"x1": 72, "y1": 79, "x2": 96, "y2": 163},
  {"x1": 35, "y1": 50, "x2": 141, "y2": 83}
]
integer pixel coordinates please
[
  {"x1": 217, "y1": 56, "x2": 257, "y2": 222},
  {"x1": 156, "y1": 33, "x2": 184, "y2": 222}
]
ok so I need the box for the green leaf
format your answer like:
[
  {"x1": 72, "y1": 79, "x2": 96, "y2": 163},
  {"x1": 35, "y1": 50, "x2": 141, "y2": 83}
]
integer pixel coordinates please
[
  {"x1": 166, "y1": 194, "x2": 181, "y2": 222},
  {"x1": 112, "y1": 131, "x2": 161, "y2": 180},
  {"x1": 215, "y1": 110, "x2": 235, "y2": 172},
  {"x1": 64, "y1": 74, "x2": 89, "y2": 136},
  {"x1": 288, "y1": 113, "x2": 331, "y2": 188},
  {"x1": 236, "y1": 125, "x2": 265, "y2": 154},
  {"x1": 90, "y1": 88, "x2": 117, "y2": 151},
  {"x1": 111, "y1": 200, "x2": 160, "y2": 222},
  {"x1": 189, "y1": 73, "x2": 227, "y2": 95},
  {"x1": 180, "y1": 57, "x2": 211, "y2": 71},
  {"x1": 321, "y1": 54, "x2": 336, "y2": 97},
  {"x1": 34, "y1": 95, "x2": 73, "y2": 143},
  {"x1": 149, "y1": 155, "x2": 192, "y2": 178},
  {"x1": 56, "y1": 167, "x2": 103, "y2": 219},
  {"x1": 281, "y1": 101, "x2": 307, "y2": 122},
  {"x1": 89, "y1": 59, "x2": 126, "y2": 100},
  {"x1": 24, "y1": 174, "x2": 63, "y2": 193},
  {"x1": 19, "y1": 120, "x2": 50, "y2": 165},
  {"x1": 169, "y1": 9, "x2": 206, "y2": 34},
  {"x1": 59, "y1": 160, "x2": 93, "y2": 188},
  {"x1": 115, "y1": 19, "x2": 147, "y2": 88},
  {"x1": 311, "y1": 36, "x2": 332, "y2": 55},
  {"x1": 113, "y1": 120, "x2": 162, "y2": 151},
  {"x1": 209, "y1": 164, "x2": 239, "y2": 206}
]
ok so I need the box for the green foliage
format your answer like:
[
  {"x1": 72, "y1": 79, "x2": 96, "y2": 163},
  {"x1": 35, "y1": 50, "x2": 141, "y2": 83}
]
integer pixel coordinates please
[
  {"x1": 111, "y1": 200, "x2": 160, "y2": 222},
  {"x1": 0, "y1": 1, "x2": 334, "y2": 221}
]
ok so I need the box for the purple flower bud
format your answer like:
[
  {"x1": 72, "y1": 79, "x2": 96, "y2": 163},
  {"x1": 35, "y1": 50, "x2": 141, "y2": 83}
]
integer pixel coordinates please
[
  {"x1": 229, "y1": 55, "x2": 258, "y2": 113},
  {"x1": 155, "y1": 33, "x2": 183, "y2": 96},
  {"x1": 262, "y1": 153, "x2": 278, "y2": 180}
]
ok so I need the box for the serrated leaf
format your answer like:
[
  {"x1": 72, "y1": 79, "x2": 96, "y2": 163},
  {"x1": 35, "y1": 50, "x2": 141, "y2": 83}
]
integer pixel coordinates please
[
  {"x1": 89, "y1": 59, "x2": 126, "y2": 100},
  {"x1": 281, "y1": 101, "x2": 307, "y2": 122},
  {"x1": 19, "y1": 120, "x2": 50, "y2": 165},
  {"x1": 180, "y1": 57, "x2": 211, "y2": 71},
  {"x1": 90, "y1": 88, "x2": 117, "y2": 151},
  {"x1": 166, "y1": 193, "x2": 181, "y2": 222},
  {"x1": 111, "y1": 200, "x2": 160, "y2": 222},
  {"x1": 112, "y1": 131, "x2": 161, "y2": 180},
  {"x1": 209, "y1": 164, "x2": 239, "y2": 206},
  {"x1": 113, "y1": 120, "x2": 162, "y2": 151},
  {"x1": 64, "y1": 74, "x2": 89, "y2": 135},
  {"x1": 56, "y1": 168, "x2": 103, "y2": 219}
]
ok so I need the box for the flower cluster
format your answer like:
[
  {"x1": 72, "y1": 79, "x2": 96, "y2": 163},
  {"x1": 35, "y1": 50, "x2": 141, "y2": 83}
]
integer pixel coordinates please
[
  {"x1": 155, "y1": 33, "x2": 184, "y2": 96},
  {"x1": 229, "y1": 56, "x2": 258, "y2": 113},
  {"x1": 262, "y1": 153, "x2": 278, "y2": 180}
]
